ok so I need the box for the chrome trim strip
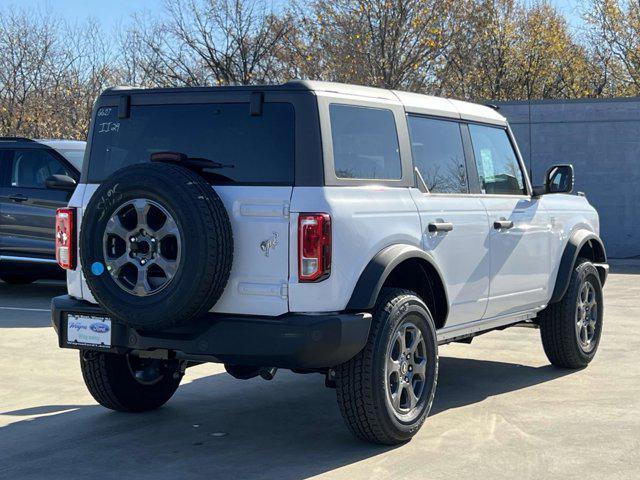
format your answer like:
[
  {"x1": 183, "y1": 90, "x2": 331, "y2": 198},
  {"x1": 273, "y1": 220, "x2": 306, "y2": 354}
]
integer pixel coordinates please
[{"x1": 0, "y1": 255, "x2": 58, "y2": 265}]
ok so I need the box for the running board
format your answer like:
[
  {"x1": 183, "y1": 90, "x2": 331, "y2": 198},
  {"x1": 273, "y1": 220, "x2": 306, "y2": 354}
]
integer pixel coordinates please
[{"x1": 437, "y1": 310, "x2": 539, "y2": 345}]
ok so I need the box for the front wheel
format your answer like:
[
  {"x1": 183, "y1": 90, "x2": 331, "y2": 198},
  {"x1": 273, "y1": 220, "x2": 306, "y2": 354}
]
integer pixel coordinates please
[
  {"x1": 80, "y1": 351, "x2": 183, "y2": 412},
  {"x1": 336, "y1": 288, "x2": 438, "y2": 445},
  {"x1": 539, "y1": 259, "x2": 604, "y2": 369}
]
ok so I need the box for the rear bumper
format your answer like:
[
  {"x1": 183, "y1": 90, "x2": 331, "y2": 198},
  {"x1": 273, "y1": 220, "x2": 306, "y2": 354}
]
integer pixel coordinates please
[{"x1": 51, "y1": 295, "x2": 372, "y2": 369}]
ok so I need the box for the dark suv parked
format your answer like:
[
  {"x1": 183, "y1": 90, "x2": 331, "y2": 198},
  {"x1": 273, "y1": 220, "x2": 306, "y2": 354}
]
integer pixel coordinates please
[{"x1": 0, "y1": 137, "x2": 85, "y2": 284}]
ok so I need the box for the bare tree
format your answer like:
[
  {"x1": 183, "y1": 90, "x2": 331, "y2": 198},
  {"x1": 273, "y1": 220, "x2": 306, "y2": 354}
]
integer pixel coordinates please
[
  {"x1": 0, "y1": 8, "x2": 58, "y2": 135},
  {"x1": 119, "y1": 0, "x2": 294, "y2": 87},
  {"x1": 0, "y1": 7, "x2": 118, "y2": 139},
  {"x1": 585, "y1": 0, "x2": 640, "y2": 95},
  {"x1": 279, "y1": 0, "x2": 459, "y2": 91}
]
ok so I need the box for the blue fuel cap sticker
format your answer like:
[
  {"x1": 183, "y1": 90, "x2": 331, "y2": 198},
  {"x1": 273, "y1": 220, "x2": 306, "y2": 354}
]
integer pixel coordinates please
[{"x1": 91, "y1": 262, "x2": 105, "y2": 276}]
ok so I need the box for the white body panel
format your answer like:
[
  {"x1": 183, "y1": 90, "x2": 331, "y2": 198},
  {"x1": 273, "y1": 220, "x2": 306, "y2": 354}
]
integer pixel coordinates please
[
  {"x1": 288, "y1": 186, "x2": 422, "y2": 312},
  {"x1": 72, "y1": 184, "x2": 293, "y2": 316},
  {"x1": 408, "y1": 189, "x2": 491, "y2": 326},
  {"x1": 539, "y1": 193, "x2": 600, "y2": 296},
  {"x1": 481, "y1": 196, "x2": 551, "y2": 317}
]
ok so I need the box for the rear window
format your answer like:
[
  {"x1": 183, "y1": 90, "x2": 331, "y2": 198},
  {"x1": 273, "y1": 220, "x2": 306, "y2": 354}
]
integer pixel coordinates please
[
  {"x1": 329, "y1": 104, "x2": 401, "y2": 180},
  {"x1": 88, "y1": 102, "x2": 294, "y2": 184}
]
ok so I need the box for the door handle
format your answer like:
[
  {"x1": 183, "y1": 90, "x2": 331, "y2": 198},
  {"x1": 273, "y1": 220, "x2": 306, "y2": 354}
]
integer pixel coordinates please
[
  {"x1": 428, "y1": 221, "x2": 454, "y2": 233},
  {"x1": 9, "y1": 194, "x2": 28, "y2": 203},
  {"x1": 494, "y1": 219, "x2": 514, "y2": 230}
]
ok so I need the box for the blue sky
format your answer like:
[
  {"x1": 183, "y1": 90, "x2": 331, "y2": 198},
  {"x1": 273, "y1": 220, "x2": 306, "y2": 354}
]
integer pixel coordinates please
[
  {"x1": 2, "y1": 0, "x2": 585, "y2": 31},
  {"x1": 0, "y1": 0, "x2": 160, "y2": 30}
]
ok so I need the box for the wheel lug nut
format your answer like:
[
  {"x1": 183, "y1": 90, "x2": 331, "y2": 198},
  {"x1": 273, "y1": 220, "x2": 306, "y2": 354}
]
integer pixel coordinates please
[
  {"x1": 130, "y1": 237, "x2": 136, "y2": 242},
  {"x1": 404, "y1": 376, "x2": 409, "y2": 382},
  {"x1": 409, "y1": 366, "x2": 413, "y2": 372},
  {"x1": 140, "y1": 259, "x2": 146, "y2": 265}
]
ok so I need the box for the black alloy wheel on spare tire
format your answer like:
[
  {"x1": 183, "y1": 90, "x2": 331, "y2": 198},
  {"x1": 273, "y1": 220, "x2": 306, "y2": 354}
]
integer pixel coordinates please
[{"x1": 80, "y1": 162, "x2": 233, "y2": 332}]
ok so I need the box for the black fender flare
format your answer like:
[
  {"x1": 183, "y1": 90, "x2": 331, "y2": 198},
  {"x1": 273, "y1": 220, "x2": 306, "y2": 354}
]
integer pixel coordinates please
[
  {"x1": 346, "y1": 244, "x2": 448, "y2": 312},
  {"x1": 550, "y1": 230, "x2": 607, "y2": 304}
]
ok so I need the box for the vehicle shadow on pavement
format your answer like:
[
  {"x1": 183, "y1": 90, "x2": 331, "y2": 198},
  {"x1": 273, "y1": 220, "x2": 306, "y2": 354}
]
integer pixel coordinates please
[
  {"x1": 432, "y1": 357, "x2": 571, "y2": 415},
  {"x1": 0, "y1": 281, "x2": 65, "y2": 328},
  {"x1": 0, "y1": 356, "x2": 573, "y2": 480}
]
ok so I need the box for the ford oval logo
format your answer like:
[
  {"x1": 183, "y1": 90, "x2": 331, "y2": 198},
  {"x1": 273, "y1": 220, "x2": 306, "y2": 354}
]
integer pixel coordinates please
[{"x1": 90, "y1": 322, "x2": 110, "y2": 334}]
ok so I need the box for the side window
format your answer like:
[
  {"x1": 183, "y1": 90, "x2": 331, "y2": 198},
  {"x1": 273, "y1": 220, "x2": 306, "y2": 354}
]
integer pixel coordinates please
[
  {"x1": 0, "y1": 149, "x2": 10, "y2": 187},
  {"x1": 329, "y1": 104, "x2": 401, "y2": 180},
  {"x1": 468, "y1": 125, "x2": 526, "y2": 195},
  {"x1": 407, "y1": 116, "x2": 468, "y2": 194},
  {"x1": 9, "y1": 150, "x2": 72, "y2": 189}
]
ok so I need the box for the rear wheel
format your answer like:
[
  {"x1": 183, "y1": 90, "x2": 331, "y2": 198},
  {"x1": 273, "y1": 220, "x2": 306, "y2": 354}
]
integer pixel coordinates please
[
  {"x1": 539, "y1": 259, "x2": 604, "y2": 369},
  {"x1": 80, "y1": 351, "x2": 183, "y2": 412},
  {"x1": 336, "y1": 288, "x2": 438, "y2": 445}
]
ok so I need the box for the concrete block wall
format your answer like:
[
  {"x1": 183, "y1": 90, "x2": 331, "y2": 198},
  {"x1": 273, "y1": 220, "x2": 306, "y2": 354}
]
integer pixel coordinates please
[{"x1": 496, "y1": 98, "x2": 640, "y2": 258}]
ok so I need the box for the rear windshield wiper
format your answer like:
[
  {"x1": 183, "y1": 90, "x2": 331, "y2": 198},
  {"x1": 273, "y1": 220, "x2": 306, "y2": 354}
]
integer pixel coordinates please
[{"x1": 150, "y1": 151, "x2": 235, "y2": 169}]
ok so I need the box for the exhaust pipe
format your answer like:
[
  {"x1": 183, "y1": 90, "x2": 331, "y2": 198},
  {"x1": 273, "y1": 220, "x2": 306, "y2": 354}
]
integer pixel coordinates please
[{"x1": 225, "y1": 364, "x2": 278, "y2": 381}]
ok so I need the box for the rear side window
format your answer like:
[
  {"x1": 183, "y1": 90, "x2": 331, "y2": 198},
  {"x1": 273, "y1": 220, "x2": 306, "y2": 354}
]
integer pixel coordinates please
[
  {"x1": 408, "y1": 116, "x2": 468, "y2": 194},
  {"x1": 468, "y1": 124, "x2": 526, "y2": 195},
  {"x1": 88, "y1": 103, "x2": 294, "y2": 184},
  {"x1": 329, "y1": 104, "x2": 401, "y2": 180},
  {"x1": 6, "y1": 149, "x2": 74, "y2": 189}
]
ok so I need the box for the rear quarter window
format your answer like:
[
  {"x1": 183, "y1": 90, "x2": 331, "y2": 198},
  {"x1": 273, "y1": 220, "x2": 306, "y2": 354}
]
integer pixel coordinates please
[
  {"x1": 87, "y1": 102, "x2": 295, "y2": 185},
  {"x1": 329, "y1": 104, "x2": 401, "y2": 180}
]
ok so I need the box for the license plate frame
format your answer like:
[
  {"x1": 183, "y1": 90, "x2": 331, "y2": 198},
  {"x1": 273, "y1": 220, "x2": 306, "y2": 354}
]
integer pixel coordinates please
[{"x1": 66, "y1": 314, "x2": 112, "y2": 348}]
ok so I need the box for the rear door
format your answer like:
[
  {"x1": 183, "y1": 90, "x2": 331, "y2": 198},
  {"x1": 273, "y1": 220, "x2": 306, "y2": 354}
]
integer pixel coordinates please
[
  {"x1": 408, "y1": 115, "x2": 491, "y2": 327},
  {"x1": 0, "y1": 148, "x2": 76, "y2": 259},
  {"x1": 467, "y1": 124, "x2": 551, "y2": 317},
  {"x1": 82, "y1": 98, "x2": 297, "y2": 316},
  {"x1": 0, "y1": 149, "x2": 11, "y2": 252}
]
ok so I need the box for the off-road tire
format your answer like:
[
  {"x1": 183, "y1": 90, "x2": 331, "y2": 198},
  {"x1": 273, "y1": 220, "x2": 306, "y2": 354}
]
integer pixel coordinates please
[
  {"x1": 80, "y1": 162, "x2": 233, "y2": 331},
  {"x1": 336, "y1": 288, "x2": 438, "y2": 445},
  {"x1": 539, "y1": 259, "x2": 604, "y2": 369},
  {"x1": 80, "y1": 351, "x2": 182, "y2": 412}
]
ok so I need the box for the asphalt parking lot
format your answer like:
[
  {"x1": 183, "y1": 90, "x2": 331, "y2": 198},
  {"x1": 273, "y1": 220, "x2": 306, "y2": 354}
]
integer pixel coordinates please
[{"x1": 0, "y1": 263, "x2": 639, "y2": 480}]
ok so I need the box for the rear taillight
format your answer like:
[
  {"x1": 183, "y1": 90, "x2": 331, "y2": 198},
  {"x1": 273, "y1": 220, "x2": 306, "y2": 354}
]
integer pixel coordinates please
[
  {"x1": 298, "y1": 213, "x2": 331, "y2": 282},
  {"x1": 56, "y1": 208, "x2": 76, "y2": 270}
]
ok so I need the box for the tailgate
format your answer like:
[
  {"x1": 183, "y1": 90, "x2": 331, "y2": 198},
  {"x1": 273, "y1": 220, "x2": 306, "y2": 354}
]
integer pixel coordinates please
[{"x1": 209, "y1": 185, "x2": 292, "y2": 316}]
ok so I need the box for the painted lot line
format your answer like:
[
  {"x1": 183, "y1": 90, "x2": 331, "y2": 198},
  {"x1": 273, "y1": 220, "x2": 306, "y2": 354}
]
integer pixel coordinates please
[{"x1": 0, "y1": 306, "x2": 50, "y2": 312}]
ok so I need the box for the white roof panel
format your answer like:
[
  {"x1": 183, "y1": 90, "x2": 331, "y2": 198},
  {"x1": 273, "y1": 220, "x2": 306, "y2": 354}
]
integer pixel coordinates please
[
  {"x1": 290, "y1": 80, "x2": 507, "y2": 125},
  {"x1": 447, "y1": 99, "x2": 506, "y2": 125},
  {"x1": 392, "y1": 90, "x2": 460, "y2": 119}
]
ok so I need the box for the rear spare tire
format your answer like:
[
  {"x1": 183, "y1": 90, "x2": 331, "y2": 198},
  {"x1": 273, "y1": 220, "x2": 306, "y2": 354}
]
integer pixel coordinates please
[{"x1": 80, "y1": 162, "x2": 233, "y2": 331}]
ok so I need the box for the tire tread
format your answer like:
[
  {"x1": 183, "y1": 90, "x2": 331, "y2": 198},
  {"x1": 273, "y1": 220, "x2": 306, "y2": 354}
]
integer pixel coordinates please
[
  {"x1": 336, "y1": 288, "x2": 437, "y2": 445},
  {"x1": 539, "y1": 259, "x2": 602, "y2": 369}
]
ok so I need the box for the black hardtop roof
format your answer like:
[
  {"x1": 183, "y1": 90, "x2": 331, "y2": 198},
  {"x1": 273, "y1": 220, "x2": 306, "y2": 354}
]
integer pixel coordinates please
[{"x1": 101, "y1": 80, "x2": 312, "y2": 97}]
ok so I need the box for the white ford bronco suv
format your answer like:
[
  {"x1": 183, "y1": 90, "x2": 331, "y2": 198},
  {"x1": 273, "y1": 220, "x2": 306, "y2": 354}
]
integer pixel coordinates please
[{"x1": 52, "y1": 81, "x2": 608, "y2": 445}]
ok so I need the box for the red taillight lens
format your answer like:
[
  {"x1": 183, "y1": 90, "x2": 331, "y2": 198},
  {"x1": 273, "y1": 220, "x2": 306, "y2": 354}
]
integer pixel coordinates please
[
  {"x1": 56, "y1": 208, "x2": 76, "y2": 270},
  {"x1": 298, "y1": 213, "x2": 331, "y2": 282}
]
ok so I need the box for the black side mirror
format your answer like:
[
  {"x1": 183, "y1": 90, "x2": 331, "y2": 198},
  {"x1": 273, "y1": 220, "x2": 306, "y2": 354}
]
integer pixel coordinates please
[
  {"x1": 546, "y1": 164, "x2": 574, "y2": 193},
  {"x1": 533, "y1": 164, "x2": 574, "y2": 196},
  {"x1": 45, "y1": 174, "x2": 77, "y2": 191}
]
